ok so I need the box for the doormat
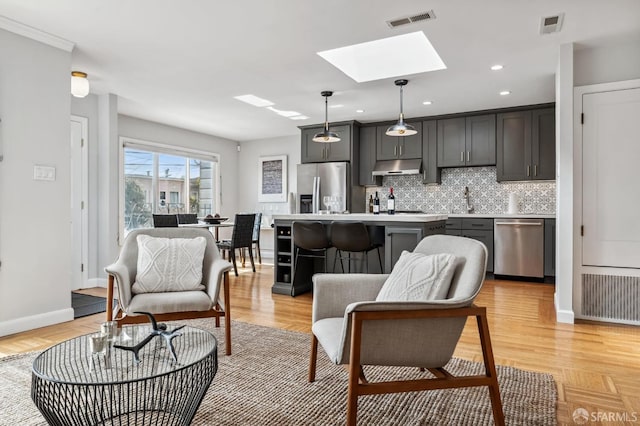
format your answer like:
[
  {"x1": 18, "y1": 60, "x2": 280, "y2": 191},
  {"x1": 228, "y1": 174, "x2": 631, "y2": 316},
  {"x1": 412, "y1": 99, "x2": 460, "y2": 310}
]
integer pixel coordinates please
[{"x1": 71, "y1": 293, "x2": 113, "y2": 319}]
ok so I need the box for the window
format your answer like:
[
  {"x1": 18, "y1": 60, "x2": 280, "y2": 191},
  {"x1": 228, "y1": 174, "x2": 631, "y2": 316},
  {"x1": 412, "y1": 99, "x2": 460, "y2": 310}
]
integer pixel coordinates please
[{"x1": 121, "y1": 138, "x2": 219, "y2": 234}]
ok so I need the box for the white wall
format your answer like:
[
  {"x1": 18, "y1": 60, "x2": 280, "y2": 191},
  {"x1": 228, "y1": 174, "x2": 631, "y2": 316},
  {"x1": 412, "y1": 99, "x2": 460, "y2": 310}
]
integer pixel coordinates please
[
  {"x1": 0, "y1": 29, "x2": 73, "y2": 335},
  {"x1": 237, "y1": 135, "x2": 299, "y2": 256},
  {"x1": 574, "y1": 40, "x2": 640, "y2": 86}
]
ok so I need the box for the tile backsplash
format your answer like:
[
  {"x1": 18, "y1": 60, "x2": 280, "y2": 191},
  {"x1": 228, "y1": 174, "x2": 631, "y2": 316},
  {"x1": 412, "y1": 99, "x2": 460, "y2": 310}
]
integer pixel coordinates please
[{"x1": 365, "y1": 166, "x2": 556, "y2": 215}]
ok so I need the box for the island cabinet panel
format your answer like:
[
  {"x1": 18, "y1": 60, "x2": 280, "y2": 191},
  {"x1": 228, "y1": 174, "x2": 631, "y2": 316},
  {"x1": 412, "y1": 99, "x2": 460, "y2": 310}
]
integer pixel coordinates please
[
  {"x1": 376, "y1": 122, "x2": 422, "y2": 160},
  {"x1": 437, "y1": 115, "x2": 496, "y2": 167},
  {"x1": 359, "y1": 126, "x2": 382, "y2": 186},
  {"x1": 272, "y1": 223, "x2": 294, "y2": 295},
  {"x1": 496, "y1": 107, "x2": 555, "y2": 181},
  {"x1": 445, "y1": 218, "x2": 494, "y2": 272},
  {"x1": 301, "y1": 123, "x2": 353, "y2": 163},
  {"x1": 421, "y1": 120, "x2": 441, "y2": 184},
  {"x1": 384, "y1": 227, "x2": 424, "y2": 273}
]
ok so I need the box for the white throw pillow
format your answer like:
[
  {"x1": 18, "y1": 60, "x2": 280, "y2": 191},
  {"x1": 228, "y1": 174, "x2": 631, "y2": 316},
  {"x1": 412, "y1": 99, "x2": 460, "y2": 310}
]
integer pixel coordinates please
[
  {"x1": 132, "y1": 235, "x2": 206, "y2": 294},
  {"x1": 376, "y1": 251, "x2": 459, "y2": 302}
]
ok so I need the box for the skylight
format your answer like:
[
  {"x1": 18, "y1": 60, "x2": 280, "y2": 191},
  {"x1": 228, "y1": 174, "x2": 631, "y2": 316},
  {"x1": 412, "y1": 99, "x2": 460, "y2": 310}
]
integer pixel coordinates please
[
  {"x1": 234, "y1": 94, "x2": 274, "y2": 107},
  {"x1": 317, "y1": 31, "x2": 446, "y2": 83}
]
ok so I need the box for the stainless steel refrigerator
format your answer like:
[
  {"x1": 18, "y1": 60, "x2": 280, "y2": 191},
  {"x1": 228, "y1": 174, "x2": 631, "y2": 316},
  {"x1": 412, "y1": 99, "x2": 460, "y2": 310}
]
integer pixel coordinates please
[{"x1": 296, "y1": 162, "x2": 364, "y2": 213}]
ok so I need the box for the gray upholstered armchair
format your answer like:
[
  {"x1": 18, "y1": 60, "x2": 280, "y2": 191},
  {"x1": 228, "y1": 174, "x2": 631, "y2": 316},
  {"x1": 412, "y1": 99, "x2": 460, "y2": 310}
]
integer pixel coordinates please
[
  {"x1": 105, "y1": 227, "x2": 234, "y2": 354},
  {"x1": 308, "y1": 234, "x2": 504, "y2": 425}
]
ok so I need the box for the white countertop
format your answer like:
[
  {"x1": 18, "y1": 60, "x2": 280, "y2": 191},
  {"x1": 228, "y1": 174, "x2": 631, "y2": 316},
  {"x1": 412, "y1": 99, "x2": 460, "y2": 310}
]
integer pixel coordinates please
[
  {"x1": 272, "y1": 213, "x2": 448, "y2": 223},
  {"x1": 273, "y1": 212, "x2": 555, "y2": 221},
  {"x1": 447, "y1": 213, "x2": 555, "y2": 219}
]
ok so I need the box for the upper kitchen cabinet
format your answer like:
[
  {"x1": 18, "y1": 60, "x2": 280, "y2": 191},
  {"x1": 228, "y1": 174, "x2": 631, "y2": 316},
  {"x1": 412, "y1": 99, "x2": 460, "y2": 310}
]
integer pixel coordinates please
[
  {"x1": 359, "y1": 126, "x2": 382, "y2": 186},
  {"x1": 437, "y1": 115, "x2": 496, "y2": 167},
  {"x1": 421, "y1": 120, "x2": 441, "y2": 184},
  {"x1": 376, "y1": 121, "x2": 423, "y2": 160},
  {"x1": 300, "y1": 122, "x2": 359, "y2": 164},
  {"x1": 496, "y1": 107, "x2": 555, "y2": 181}
]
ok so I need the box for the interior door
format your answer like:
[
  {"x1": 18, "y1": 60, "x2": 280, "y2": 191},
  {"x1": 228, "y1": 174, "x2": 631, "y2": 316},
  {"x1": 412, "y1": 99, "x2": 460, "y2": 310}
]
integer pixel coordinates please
[{"x1": 582, "y1": 87, "x2": 640, "y2": 267}]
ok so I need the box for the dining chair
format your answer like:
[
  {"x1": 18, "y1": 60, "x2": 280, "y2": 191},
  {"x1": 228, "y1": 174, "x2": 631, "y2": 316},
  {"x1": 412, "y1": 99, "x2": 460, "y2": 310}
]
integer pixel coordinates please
[
  {"x1": 217, "y1": 213, "x2": 256, "y2": 276},
  {"x1": 152, "y1": 214, "x2": 178, "y2": 228},
  {"x1": 252, "y1": 212, "x2": 263, "y2": 264},
  {"x1": 177, "y1": 213, "x2": 198, "y2": 224}
]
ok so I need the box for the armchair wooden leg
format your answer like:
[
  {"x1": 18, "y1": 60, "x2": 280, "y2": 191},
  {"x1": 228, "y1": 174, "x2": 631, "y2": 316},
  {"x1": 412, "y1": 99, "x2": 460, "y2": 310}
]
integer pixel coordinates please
[
  {"x1": 309, "y1": 334, "x2": 318, "y2": 382},
  {"x1": 477, "y1": 309, "x2": 505, "y2": 426},
  {"x1": 223, "y1": 271, "x2": 232, "y2": 356},
  {"x1": 106, "y1": 275, "x2": 115, "y2": 321},
  {"x1": 347, "y1": 312, "x2": 363, "y2": 426}
]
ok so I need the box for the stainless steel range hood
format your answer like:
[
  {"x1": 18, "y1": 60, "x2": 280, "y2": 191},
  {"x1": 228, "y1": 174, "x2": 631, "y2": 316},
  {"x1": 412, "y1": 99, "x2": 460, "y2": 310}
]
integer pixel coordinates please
[{"x1": 372, "y1": 159, "x2": 421, "y2": 176}]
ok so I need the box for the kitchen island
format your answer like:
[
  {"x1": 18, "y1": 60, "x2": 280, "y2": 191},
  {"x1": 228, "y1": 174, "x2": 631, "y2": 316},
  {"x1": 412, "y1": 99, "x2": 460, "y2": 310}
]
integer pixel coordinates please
[{"x1": 271, "y1": 213, "x2": 447, "y2": 296}]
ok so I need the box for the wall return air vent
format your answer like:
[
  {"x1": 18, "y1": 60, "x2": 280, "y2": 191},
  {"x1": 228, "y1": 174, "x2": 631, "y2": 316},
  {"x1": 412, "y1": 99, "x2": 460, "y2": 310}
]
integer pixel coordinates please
[
  {"x1": 387, "y1": 10, "x2": 436, "y2": 28},
  {"x1": 539, "y1": 13, "x2": 564, "y2": 34}
]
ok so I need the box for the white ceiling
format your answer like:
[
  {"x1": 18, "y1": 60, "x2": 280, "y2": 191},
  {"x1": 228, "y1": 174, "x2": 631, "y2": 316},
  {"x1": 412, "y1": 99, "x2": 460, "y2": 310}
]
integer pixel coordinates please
[{"x1": 1, "y1": 0, "x2": 639, "y2": 142}]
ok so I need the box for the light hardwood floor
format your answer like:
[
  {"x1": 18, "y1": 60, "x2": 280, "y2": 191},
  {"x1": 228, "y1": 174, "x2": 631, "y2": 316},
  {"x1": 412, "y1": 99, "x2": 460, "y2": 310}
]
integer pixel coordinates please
[{"x1": 2, "y1": 263, "x2": 639, "y2": 424}]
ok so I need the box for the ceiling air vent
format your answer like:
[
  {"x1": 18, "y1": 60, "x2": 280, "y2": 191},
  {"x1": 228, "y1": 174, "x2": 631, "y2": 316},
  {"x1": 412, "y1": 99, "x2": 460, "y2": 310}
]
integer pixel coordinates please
[
  {"x1": 387, "y1": 10, "x2": 436, "y2": 28},
  {"x1": 539, "y1": 13, "x2": 564, "y2": 34}
]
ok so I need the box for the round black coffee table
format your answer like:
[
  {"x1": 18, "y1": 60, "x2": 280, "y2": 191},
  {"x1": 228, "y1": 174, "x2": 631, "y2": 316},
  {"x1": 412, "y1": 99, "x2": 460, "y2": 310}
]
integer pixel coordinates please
[{"x1": 31, "y1": 325, "x2": 217, "y2": 426}]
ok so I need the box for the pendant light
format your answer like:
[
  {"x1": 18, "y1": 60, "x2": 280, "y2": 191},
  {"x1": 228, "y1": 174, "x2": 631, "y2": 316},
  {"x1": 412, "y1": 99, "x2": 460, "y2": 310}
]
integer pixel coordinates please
[
  {"x1": 312, "y1": 91, "x2": 340, "y2": 143},
  {"x1": 71, "y1": 71, "x2": 90, "y2": 98},
  {"x1": 386, "y1": 79, "x2": 417, "y2": 136}
]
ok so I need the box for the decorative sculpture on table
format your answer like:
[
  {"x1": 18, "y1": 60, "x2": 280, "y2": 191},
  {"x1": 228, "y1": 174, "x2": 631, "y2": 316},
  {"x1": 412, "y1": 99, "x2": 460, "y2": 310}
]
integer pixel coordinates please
[{"x1": 114, "y1": 312, "x2": 185, "y2": 363}]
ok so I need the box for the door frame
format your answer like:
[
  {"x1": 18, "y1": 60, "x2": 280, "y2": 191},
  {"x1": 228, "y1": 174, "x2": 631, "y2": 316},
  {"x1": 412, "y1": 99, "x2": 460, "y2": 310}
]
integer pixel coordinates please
[
  {"x1": 573, "y1": 79, "x2": 640, "y2": 318},
  {"x1": 71, "y1": 115, "x2": 89, "y2": 290}
]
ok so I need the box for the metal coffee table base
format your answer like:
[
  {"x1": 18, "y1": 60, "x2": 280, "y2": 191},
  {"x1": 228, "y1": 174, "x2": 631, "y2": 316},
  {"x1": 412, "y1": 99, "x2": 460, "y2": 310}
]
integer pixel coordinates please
[{"x1": 32, "y1": 346, "x2": 217, "y2": 426}]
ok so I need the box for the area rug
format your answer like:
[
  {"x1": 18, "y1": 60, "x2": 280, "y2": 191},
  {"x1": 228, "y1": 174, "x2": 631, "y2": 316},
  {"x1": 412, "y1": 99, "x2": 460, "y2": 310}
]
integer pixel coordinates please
[
  {"x1": 71, "y1": 292, "x2": 110, "y2": 318},
  {"x1": 0, "y1": 320, "x2": 557, "y2": 425}
]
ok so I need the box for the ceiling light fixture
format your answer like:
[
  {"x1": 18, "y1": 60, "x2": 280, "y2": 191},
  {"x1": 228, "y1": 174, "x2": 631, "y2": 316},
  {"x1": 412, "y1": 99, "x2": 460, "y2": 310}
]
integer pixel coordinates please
[
  {"x1": 356, "y1": 109, "x2": 365, "y2": 113},
  {"x1": 491, "y1": 64, "x2": 504, "y2": 71},
  {"x1": 70, "y1": 71, "x2": 90, "y2": 98},
  {"x1": 499, "y1": 90, "x2": 511, "y2": 96},
  {"x1": 386, "y1": 79, "x2": 417, "y2": 137},
  {"x1": 312, "y1": 91, "x2": 340, "y2": 143},
  {"x1": 422, "y1": 100, "x2": 433, "y2": 105}
]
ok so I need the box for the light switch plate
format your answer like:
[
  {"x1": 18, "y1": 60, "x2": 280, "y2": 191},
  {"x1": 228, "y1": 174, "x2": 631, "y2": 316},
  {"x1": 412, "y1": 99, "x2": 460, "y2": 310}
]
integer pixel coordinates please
[{"x1": 34, "y1": 165, "x2": 56, "y2": 181}]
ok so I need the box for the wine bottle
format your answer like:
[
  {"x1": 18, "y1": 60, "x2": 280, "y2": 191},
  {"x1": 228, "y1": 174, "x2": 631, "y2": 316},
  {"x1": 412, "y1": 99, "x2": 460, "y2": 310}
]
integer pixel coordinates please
[
  {"x1": 368, "y1": 194, "x2": 374, "y2": 213},
  {"x1": 373, "y1": 192, "x2": 380, "y2": 215},
  {"x1": 387, "y1": 187, "x2": 395, "y2": 215}
]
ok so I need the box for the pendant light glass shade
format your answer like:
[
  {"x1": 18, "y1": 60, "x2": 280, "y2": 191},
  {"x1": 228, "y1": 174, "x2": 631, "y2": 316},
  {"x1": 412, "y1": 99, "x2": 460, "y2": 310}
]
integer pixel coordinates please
[
  {"x1": 71, "y1": 71, "x2": 90, "y2": 98},
  {"x1": 313, "y1": 91, "x2": 340, "y2": 143},
  {"x1": 386, "y1": 79, "x2": 417, "y2": 136}
]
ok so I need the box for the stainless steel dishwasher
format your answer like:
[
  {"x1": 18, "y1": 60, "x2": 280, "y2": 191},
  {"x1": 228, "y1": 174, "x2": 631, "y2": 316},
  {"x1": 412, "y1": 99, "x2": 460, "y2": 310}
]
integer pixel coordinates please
[{"x1": 494, "y1": 218, "x2": 544, "y2": 278}]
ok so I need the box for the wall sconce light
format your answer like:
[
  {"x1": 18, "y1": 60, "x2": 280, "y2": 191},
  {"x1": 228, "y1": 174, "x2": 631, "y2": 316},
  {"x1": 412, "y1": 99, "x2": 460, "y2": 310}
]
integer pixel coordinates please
[{"x1": 71, "y1": 71, "x2": 90, "y2": 98}]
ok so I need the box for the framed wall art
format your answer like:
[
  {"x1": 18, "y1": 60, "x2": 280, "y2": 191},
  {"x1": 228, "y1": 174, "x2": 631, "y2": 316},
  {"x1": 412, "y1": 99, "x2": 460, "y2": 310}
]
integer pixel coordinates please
[{"x1": 258, "y1": 155, "x2": 287, "y2": 202}]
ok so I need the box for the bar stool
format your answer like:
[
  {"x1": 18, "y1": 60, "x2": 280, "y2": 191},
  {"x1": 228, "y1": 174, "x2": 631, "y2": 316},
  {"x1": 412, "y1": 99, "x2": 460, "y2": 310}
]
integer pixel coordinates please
[
  {"x1": 330, "y1": 222, "x2": 383, "y2": 273},
  {"x1": 292, "y1": 221, "x2": 332, "y2": 296}
]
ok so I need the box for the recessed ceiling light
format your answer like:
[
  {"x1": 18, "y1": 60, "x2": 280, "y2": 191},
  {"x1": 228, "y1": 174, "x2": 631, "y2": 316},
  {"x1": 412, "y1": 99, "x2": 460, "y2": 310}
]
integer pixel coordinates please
[
  {"x1": 233, "y1": 94, "x2": 274, "y2": 107},
  {"x1": 422, "y1": 101, "x2": 432, "y2": 105},
  {"x1": 499, "y1": 90, "x2": 511, "y2": 96},
  {"x1": 329, "y1": 104, "x2": 344, "y2": 108},
  {"x1": 356, "y1": 109, "x2": 365, "y2": 113},
  {"x1": 491, "y1": 64, "x2": 504, "y2": 71},
  {"x1": 290, "y1": 115, "x2": 309, "y2": 120},
  {"x1": 317, "y1": 31, "x2": 446, "y2": 83}
]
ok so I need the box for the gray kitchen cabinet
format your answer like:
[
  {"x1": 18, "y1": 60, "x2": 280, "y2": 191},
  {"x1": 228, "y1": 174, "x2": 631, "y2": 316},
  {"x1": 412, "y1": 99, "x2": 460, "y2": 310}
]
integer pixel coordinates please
[
  {"x1": 544, "y1": 218, "x2": 556, "y2": 276},
  {"x1": 496, "y1": 108, "x2": 555, "y2": 181},
  {"x1": 376, "y1": 121, "x2": 423, "y2": 160},
  {"x1": 437, "y1": 115, "x2": 496, "y2": 167},
  {"x1": 384, "y1": 226, "x2": 423, "y2": 273},
  {"x1": 359, "y1": 126, "x2": 381, "y2": 186},
  {"x1": 421, "y1": 120, "x2": 441, "y2": 184},
  {"x1": 445, "y1": 218, "x2": 494, "y2": 272},
  {"x1": 300, "y1": 123, "x2": 354, "y2": 163}
]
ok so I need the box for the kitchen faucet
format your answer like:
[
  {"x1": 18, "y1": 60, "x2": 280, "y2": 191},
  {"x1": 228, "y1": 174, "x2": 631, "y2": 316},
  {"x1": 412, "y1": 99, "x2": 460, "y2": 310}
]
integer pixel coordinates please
[{"x1": 463, "y1": 186, "x2": 474, "y2": 214}]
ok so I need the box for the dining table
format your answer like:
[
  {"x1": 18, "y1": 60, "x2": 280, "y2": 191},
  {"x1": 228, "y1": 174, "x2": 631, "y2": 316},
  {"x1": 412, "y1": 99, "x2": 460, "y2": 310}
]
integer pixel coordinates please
[{"x1": 179, "y1": 221, "x2": 234, "y2": 242}]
